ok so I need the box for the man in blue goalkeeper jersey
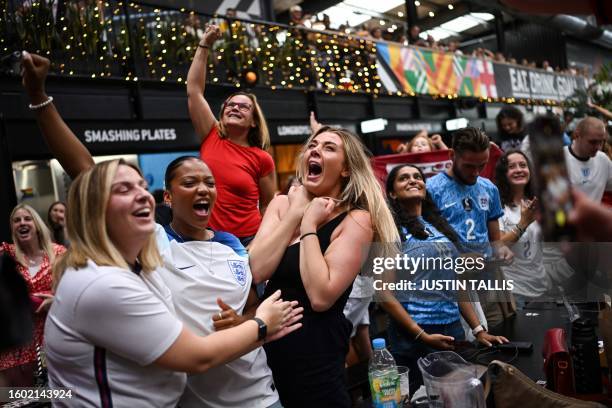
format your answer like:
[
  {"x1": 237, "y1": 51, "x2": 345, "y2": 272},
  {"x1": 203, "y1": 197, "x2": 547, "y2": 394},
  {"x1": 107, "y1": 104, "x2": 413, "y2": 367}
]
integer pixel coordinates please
[{"x1": 426, "y1": 127, "x2": 514, "y2": 327}]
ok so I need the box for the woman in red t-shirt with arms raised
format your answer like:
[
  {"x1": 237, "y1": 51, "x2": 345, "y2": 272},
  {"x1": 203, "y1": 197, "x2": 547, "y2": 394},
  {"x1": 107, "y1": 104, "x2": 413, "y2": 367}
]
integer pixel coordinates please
[{"x1": 187, "y1": 24, "x2": 276, "y2": 246}]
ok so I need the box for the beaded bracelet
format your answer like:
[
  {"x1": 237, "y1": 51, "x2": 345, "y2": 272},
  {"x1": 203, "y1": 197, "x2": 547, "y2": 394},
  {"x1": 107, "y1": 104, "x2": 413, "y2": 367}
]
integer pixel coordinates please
[{"x1": 28, "y1": 96, "x2": 54, "y2": 110}]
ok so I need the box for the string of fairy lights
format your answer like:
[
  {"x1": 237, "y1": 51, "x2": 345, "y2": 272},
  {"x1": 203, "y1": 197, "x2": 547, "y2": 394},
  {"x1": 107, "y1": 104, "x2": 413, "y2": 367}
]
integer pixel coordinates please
[{"x1": 0, "y1": 0, "x2": 576, "y2": 106}]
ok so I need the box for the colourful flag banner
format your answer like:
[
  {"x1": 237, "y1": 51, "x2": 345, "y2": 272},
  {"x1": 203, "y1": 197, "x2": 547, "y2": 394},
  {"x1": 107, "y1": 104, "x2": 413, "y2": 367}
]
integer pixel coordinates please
[
  {"x1": 376, "y1": 42, "x2": 498, "y2": 98},
  {"x1": 376, "y1": 42, "x2": 587, "y2": 101}
]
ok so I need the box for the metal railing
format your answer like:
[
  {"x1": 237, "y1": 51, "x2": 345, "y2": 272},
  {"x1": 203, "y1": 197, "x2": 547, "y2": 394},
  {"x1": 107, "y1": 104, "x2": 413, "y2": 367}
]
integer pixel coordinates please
[{"x1": 0, "y1": 0, "x2": 380, "y2": 93}]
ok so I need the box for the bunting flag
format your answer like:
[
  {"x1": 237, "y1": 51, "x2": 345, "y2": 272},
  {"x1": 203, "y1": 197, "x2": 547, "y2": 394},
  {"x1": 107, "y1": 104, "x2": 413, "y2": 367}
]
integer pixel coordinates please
[
  {"x1": 376, "y1": 43, "x2": 499, "y2": 98},
  {"x1": 473, "y1": 59, "x2": 498, "y2": 98},
  {"x1": 424, "y1": 51, "x2": 456, "y2": 95},
  {"x1": 371, "y1": 144, "x2": 502, "y2": 187}
]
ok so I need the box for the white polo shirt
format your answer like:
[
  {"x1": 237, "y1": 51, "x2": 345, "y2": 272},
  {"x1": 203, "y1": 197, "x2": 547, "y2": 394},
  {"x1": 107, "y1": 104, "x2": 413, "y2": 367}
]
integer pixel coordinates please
[{"x1": 45, "y1": 261, "x2": 186, "y2": 408}]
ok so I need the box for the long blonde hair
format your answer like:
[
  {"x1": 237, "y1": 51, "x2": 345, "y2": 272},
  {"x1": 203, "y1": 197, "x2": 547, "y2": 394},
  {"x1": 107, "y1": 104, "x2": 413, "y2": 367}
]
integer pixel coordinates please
[
  {"x1": 53, "y1": 160, "x2": 162, "y2": 289},
  {"x1": 217, "y1": 92, "x2": 271, "y2": 149},
  {"x1": 296, "y1": 126, "x2": 399, "y2": 255},
  {"x1": 10, "y1": 204, "x2": 56, "y2": 267}
]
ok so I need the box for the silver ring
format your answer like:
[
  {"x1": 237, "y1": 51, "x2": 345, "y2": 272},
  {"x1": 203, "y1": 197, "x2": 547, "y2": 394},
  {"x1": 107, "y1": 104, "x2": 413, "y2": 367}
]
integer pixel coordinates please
[{"x1": 218, "y1": 311, "x2": 223, "y2": 319}]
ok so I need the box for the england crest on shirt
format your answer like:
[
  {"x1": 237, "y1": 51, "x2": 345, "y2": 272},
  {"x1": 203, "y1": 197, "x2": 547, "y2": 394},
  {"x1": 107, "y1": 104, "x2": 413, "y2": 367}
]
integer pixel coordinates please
[
  {"x1": 581, "y1": 167, "x2": 590, "y2": 179},
  {"x1": 478, "y1": 194, "x2": 489, "y2": 211},
  {"x1": 227, "y1": 260, "x2": 248, "y2": 286}
]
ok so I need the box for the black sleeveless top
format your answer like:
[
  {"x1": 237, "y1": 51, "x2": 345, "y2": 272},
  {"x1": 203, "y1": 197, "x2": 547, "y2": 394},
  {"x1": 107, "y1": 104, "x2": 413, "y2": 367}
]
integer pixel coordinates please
[{"x1": 263, "y1": 212, "x2": 353, "y2": 407}]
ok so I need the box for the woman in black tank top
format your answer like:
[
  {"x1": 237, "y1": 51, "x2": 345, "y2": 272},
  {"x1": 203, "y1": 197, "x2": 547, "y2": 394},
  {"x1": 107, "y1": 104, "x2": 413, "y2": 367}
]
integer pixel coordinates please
[{"x1": 250, "y1": 126, "x2": 399, "y2": 407}]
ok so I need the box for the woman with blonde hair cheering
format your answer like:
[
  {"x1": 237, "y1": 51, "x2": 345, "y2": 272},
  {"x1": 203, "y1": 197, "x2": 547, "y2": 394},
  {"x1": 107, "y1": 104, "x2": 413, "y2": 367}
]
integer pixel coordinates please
[
  {"x1": 249, "y1": 126, "x2": 399, "y2": 407},
  {"x1": 0, "y1": 204, "x2": 65, "y2": 386}
]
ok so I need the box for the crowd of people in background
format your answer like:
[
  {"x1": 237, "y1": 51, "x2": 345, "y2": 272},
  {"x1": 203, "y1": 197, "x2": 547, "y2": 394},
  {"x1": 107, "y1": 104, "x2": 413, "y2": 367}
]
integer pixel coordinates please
[{"x1": 283, "y1": 5, "x2": 591, "y2": 77}]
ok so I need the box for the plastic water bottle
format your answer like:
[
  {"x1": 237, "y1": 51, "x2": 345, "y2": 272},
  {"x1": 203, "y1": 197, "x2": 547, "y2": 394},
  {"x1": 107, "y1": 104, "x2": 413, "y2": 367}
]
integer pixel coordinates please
[{"x1": 369, "y1": 338, "x2": 401, "y2": 408}]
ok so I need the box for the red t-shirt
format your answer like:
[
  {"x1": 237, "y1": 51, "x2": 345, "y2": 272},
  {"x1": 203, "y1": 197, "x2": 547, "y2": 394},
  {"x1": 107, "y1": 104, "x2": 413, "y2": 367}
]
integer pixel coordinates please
[{"x1": 200, "y1": 127, "x2": 275, "y2": 237}]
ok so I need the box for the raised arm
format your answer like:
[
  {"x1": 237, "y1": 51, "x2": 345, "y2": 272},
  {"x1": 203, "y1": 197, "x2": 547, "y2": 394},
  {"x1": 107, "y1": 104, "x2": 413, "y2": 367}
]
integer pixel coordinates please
[
  {"x1": 299, "y1": 203, "x2": 373, "y2": 312},
  {"x1": 309, "y1": 111, "x2": 323, "y2": 134},
  {"x1": 588, "y1": 102, "x2": 612, "y2": 120},
  {"x1": 187, "y1": 24, "x2": 220, "y2": 142},
  {"x1": 21, "y1": 52, "x2": 94, "y2": 178},
  {"x1": 430, "y1": 134, "x2": 448, "y2": 150}
]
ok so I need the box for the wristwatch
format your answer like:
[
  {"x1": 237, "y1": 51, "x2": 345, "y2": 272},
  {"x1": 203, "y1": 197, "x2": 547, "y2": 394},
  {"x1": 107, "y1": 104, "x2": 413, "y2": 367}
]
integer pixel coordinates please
[
  {"x1": 251, "y1": 317, "x2": 267, "y2": 341},
  {"x1": 472, "y1": 324, "x2": 486, "y2": 337}
]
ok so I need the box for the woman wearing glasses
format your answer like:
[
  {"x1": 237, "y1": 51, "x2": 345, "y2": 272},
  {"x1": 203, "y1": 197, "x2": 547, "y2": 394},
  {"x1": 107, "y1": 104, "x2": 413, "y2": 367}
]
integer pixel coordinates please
[{"x1": 187, "y1": 24, "x2": 275, "y2": 246}]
